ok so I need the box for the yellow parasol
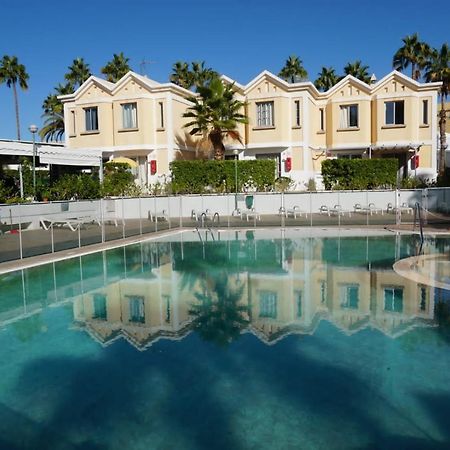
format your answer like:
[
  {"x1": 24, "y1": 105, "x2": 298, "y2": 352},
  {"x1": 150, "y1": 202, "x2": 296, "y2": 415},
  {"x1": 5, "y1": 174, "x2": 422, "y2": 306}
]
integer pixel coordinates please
[{"x1": 107, "y1": 157, "x2": 139, "y2": 168}]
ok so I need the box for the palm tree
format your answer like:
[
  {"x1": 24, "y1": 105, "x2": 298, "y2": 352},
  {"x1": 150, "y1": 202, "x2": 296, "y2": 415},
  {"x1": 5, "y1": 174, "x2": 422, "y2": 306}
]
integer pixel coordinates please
[
  {"x1": 278, "y1": 55, "x2": 308, "y2": 83},
  {"x1": 425, "y1": 43, "x2": 450, "y2": 176},
  {"x1": 190, "y1": 61, "x2": 218, "y2": 90},
  {"x1": 183, "y1": 76, "x2": 248, "y2": 160},
  {"x1": 39, "y1": 83, "x2": 73, "y2": 142},
  {"x1": 170, "y1": 61, "x2": 191, "y2": 89},
  {"x1": 0, "y1": 55, "x2": 29, "y2": 140},
  {"x1": 101, "y1": 52, "x2": 131, "y2": 82},
  {"x1": 64, "y1": 57, "x2": 91, "y2": 89},
  {"x1": 393, "y1": 33, "x2": 432, "y2": 80},
  {"x1": 170, "y1": 60, "x2": 218, "y2": 91},
  {"x1": 314, "y1": 67, "x2": 339, "y2": 91},
  {"x1": 343, "y1": 60, "x2": 371, "y2": 83}
]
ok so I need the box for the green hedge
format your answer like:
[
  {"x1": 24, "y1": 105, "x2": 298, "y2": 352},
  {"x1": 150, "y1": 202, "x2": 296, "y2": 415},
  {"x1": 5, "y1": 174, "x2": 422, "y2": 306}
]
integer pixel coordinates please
[
  {"x1": 170, "y1": 160, "x2": 276, "y2": 194},
  {"x1": 321, "y1": 158, "x2": 398, "y2": 190}
]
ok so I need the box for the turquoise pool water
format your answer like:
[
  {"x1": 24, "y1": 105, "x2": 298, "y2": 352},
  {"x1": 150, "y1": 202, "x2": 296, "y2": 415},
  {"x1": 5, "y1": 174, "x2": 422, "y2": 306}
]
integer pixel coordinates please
[{"x1": 1, "y1": 230, "x2": 450, "y2": 449}]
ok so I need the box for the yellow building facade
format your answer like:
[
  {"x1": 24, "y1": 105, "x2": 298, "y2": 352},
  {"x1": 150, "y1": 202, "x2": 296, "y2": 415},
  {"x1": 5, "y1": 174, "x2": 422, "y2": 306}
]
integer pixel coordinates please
[{"x1": 60, "y1": 70, "x2": 441, "y2": 189}]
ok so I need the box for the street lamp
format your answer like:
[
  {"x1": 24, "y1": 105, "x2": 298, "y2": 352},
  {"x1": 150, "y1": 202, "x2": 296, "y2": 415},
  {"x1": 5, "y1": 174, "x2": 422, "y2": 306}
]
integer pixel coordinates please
[
  {"x1": 29, "y1": 124, "x2": 38, "y2": 200},
  {"x1": 233, "y1": 149, "x2": 239, "y2": 215}
]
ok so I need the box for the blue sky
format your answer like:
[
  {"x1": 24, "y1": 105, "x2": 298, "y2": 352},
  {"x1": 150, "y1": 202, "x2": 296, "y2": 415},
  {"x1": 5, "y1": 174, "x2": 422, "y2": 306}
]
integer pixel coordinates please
[{"x1": 0, "y1": 0, "x2": 448, "y2": 141}]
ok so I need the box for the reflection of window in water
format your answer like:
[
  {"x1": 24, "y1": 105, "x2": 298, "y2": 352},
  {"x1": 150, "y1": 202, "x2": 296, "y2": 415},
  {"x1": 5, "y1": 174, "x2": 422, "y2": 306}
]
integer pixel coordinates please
[
  {"x1": 128, "y1": 295, "x2": 145, "y2": 323},
  {"x1": 164, "y1": 295, "x2": 171, "y2": 323},
  {"x1": 384, "y1": 287, "x2": 404, "y2": 313},
  {"x1": 93, "y1": 293, "x2": 107, "y2": 320},
  {"x1": 320, "y1": 281, "x2": 327, "y2": 303},
  {"x1": 295, "y1": 290, "x2": 302, "y2": 318},
  {"x1": 419, "y1": 285, "x2": 427, "y2": 311},
  {"x1": 259, "y1": 291, "x2": 277, "y2": 318},
  {"x1": 339, "y1": 284, "x2": 359, "y2": 309}
]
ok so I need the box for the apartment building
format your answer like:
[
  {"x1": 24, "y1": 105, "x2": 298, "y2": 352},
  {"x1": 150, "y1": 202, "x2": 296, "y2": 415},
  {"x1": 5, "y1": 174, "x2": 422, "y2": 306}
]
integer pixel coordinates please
[{"x1": 60, "y1": 70, "x2": 441, "y2": 189}]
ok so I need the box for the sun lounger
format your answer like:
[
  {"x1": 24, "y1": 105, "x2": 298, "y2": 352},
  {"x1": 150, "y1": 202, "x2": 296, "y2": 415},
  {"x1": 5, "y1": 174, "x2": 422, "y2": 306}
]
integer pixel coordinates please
[
  {"x1": 329, "y1": 205, "x2": 352, "y2": 217},
  {"x1": 191, "y1": 209, "x2": 213, "y2": 221},
  {"x1": 354, "y1": 203, "x2": 383, "y2": 215},
  {"x1": 40, "y1": 215, "x2": 102, "y2": 232},
  {"x1": 241, "y1": 208, "x2": 261, "y2": 221},
  {"x1": 149, "y1": 210, "x2": 168, "y2": 222},
  {"x1": 279, "y1": 205, "x2": 306, "y2": 218}
]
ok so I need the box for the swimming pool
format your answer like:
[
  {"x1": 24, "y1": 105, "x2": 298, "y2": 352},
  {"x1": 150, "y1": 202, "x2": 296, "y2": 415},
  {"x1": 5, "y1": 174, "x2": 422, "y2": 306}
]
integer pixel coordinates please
[{"x1": 1, "y1": 229, "x2": 450, "y2": 449}]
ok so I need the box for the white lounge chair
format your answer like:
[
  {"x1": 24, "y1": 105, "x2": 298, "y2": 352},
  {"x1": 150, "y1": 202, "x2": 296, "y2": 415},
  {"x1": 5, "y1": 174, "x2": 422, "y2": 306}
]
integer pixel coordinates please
[
  {"x1": 191, "y1": 209, "x2": 213, "y2": 221},
  {"x1": 149, "y1": 210, "x2": 168, "y2": 222},
  {"x1": 329, "y1": 205, "x2": 352, "y2": 217},
  {"x1": 40, "y1": 214, "x2": 101, "y2": 232},
  {"x1": 241, "y1": 208, "x2": 261, "y2": 221}
]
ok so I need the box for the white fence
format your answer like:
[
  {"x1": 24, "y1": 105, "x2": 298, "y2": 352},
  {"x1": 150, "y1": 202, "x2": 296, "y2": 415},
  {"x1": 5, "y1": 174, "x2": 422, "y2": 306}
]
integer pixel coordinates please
[{"x1": 0, "y1": 188, "x2": 449, "y2": 264}]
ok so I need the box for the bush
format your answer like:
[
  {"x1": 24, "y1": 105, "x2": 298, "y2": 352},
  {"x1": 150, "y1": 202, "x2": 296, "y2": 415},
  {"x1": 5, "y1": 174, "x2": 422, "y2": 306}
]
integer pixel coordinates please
[
  {"x1": 321, "y1": 158, "x2": 398, "y2": 190},
  {"x1": 170, "y1": 160, "x2": 276, "y2": 194},
  {"x1": 50, "y1": 174, "x2": 101, "y2": 200},
  {"x1": 102, "y1": 162, "x2": 136, "y2": 197}
]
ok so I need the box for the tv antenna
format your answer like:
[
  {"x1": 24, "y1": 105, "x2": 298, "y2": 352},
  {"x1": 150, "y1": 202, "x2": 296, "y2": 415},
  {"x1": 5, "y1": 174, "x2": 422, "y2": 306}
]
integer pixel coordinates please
[{"x1": 140, "y1": 59, "x2": 156, "y2": 76}]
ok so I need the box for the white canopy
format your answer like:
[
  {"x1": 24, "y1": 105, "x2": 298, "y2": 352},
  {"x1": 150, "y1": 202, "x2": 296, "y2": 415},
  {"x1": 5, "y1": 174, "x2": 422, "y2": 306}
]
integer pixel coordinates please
[{"x1": 0, "y1": 140, "x2": 102, "y2": 166}]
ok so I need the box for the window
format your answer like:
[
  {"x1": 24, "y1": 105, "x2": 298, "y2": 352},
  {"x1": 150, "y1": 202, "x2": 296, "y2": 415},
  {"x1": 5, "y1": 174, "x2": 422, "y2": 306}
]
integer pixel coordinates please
[
  {"x1": 84, "y1": 107, "x2": 98, "y2": 131},
  {"x1": 295, "y1": 290, "x2": 302, "y2": 318},
  {"x1": 70, "y1": 110, "x2": 76, "y2": 135},
  {"x1": 93, "y1": 294, "x2": 107, "y2": 320},
  {"x1": 320, "y1": 280, "x2": 327, "y2": 303},
  {"x1": 384, "y1": 287, "x2": 403, "y2": 312},
  {"x1": 319, "y1": 108, "x2": 325, "y2": 131},
  {"x1": 294, "y1": 100, "x2": 301, "y2": 127},
  {"x1": 122, "y1": 102, "x2": 137, "y2": 129},
  {"x1": 259, "y1": 291, "x2": 277, "y2": 318},
  {"x1": 128, "y1": 295, "x2": 145, "y2": 323},
  {"x1": 256, "y1": 101, "x2": 274, "y2": 127},
  {"x1": 422, "y1": 100, "x2": 429, "y2": 125},
  {"x1": 385, "y1": 101, "x2": 404, "y2": 125},
  {"x1": 419, "y1": 285, "x2": 427, "y2": 311},
  {"x1": 163, "y1": 295, "x2": 171, "y2": 323},
  {"x1": 339, "y1": 104, "x2": 358, "y2": 128},
  {"x1": 159, "y1": 102, "x2": 164, "y2": 128},
  {"x1": 340, "y1": 285, "x2": 359, "y2": 309}
]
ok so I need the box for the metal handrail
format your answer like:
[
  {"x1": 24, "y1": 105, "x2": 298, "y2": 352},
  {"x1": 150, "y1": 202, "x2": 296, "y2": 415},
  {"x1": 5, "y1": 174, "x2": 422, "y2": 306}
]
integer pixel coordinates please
[{"x1": 413, "y1": 202, "x2": 424, "y2": 253}]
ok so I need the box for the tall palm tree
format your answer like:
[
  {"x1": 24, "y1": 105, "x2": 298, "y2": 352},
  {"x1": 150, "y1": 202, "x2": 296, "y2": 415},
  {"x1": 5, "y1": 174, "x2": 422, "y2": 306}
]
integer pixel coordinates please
[
  {"x1": 190, "y1": 61, "x2": 218, "y2": 90},
  {"x1": 425, "y1": 43, "x2": 450, "y2": 176},
  {"x1": 39, "y1": 83, "x2": 73, "y2": 142},
  {"x1": 170, "y1": 61, "x2": 191, "y2": 89},
  {"x1": 314, "y1": 67, "x2": 339, "y2": 91},
  {"x1": 183, "y1": 76, "x2": 248, "y2": 160},
  {"x1": 343, "y1": 60, "x2": 371, "y2": 83},
  {"x1": 64, "y1": 57, "x2": 91, "y2": 89},
  {"x1": 393, "y1": 33, "x2": 432, "y2": 81},
  {"x1": 0, "y1": 55, "x2": 29, "y2": 140},
  {"x1": 278, "y1": 55, "x2": 308, "y2": 83},
  {"x1": 101, "y1": 52, "x2": 131, "y2": 82},
  {"x1": 170, "y1": 60, "x2": 218, "y2": 91}
]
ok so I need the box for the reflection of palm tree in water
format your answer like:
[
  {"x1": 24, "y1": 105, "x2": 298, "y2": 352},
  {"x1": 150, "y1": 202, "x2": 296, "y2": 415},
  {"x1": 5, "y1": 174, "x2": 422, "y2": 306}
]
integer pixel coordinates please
[{"x1": 189, "y1": 270, "x2": 249, "y2": 346}]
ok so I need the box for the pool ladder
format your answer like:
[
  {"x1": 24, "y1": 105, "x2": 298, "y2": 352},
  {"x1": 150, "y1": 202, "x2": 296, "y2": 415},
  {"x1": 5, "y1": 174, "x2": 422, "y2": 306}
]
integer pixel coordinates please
[{"x1": 195, "y1": 212, "x2": 220, "y2": 242}]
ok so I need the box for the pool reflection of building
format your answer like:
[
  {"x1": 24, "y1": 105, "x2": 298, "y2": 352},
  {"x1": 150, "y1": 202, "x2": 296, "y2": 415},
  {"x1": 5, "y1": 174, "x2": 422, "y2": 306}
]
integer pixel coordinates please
[{"x1": 71, "y1": 236, "x2": 436, "y2": 349}]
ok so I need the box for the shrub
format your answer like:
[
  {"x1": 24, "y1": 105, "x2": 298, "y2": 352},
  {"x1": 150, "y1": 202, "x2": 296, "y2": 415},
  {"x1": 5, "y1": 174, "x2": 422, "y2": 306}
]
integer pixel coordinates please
[
  {"x1": 170, "y1": 160, "x2": 276, "y2": 194},
  {"x1": 50, "y1": 174, "x2": 101, "y2": 200},
  {"x1": 321, "y1": 158, "x2": 398, "y2": 190}
]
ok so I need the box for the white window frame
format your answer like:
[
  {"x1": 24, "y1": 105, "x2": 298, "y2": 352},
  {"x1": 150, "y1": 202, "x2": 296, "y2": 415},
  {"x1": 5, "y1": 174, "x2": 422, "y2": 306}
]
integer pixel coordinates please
[
  {"x1": 256, "y1": 101, "x2": 274, "y2": 128},
  {"x1": 122, "y1": 102, "x2": 138, "y2": 129},
  {"x1": 259, "y1": 290, "x2": 277, "y2": 318},
  {"x1": 385, "y1": 101, "x2": 404, "y2": 125},
  {"x1": 339, "y1": 284, "x2": 359, "y2": 309},
  {"x1": 339, "y1": 104, "x2": 359, "y2": 129},
  {"x1": 84, "y1": 107, "x2": 98, "y2": 132}
]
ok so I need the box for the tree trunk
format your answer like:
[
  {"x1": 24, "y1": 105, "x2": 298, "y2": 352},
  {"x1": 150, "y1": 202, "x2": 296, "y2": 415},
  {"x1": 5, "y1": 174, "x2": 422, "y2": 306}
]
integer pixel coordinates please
[
  {"x1": 210, "y1": 130, "x2": 225, "y2": 160},
  {"x1": 12, "y1": 82, "x2": 21, "y2": 140},
  {"x1": 438, "y1": 95, "x2": 448, "y2": 177}
]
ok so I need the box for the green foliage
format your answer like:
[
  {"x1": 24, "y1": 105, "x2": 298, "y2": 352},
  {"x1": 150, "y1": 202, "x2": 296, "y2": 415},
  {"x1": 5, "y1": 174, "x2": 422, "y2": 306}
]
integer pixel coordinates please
[
  {"x1": 400, "y1": 176, "x2": 431, "y2": 189},
  {"x1": 50, "y1": 174, "x2": 100, "y2": 200},
  {"x1": 170, "y1": 160, "x2": 276, "y2": 194},
  {"x1": 306, "y1": 178, "x2": 317, "y2": 192},
  {"x1": 274, "y1": 176, "x2": 293, "y2": 192},
  {"x1": 321, "y1": 158, "x2": 398, "y2": 190},
  {"x1": 101, "y1": 162, "x2": 138, "y2": 197}
]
